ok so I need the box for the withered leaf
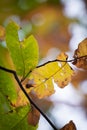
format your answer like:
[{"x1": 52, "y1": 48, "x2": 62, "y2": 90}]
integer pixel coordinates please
[
  {"x1": 60, "y1": 120, "x2": 77, "y2": 130},
  {"x1": 72, "y1": 70, "x2": 87, "y2": 87},
  {"x1": 28, "y1": 105, "x2": 40, "y2": 126},
  {"x1": 28, "y1": 93, "x2": 40, "y2": 126},
  {"x1": 73, "y1": 38, "x2": 87, "y2": 70}
]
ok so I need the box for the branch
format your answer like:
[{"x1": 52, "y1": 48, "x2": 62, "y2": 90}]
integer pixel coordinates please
[
  {"x1": 21, "y1": 55, "x2": 87, "y2": 82},
  {"x1": 36, "y1": 55, "x2": 87, "y2": 68},
  {"x1": 0, "y1": 66, "x2": 58, "y2": 130}
]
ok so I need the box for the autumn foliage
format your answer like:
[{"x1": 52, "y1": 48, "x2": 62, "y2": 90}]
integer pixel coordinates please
[{"x1": 0, "y1": 21, "x2": 87, "y2": 130}]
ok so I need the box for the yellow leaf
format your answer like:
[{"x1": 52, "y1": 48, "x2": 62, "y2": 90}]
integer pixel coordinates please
[
  {"x1": 54, "y1": 53, "x2": 74, "y2": 87},
  {"x1": 28, "y1": 53, "x2": 74, "y2": 98},
  {"x1": 14, "y1": 89, "x2": 29, "y2": 107},
  {"x1": 73, "y1": 38, "x2": 87, "y2": 69}
]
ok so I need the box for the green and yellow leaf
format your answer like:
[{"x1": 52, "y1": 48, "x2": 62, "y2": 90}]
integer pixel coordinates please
[
  {"x1": 6, "y1": 21, "x2": 39, "y2": 77},
  {"x1": 0, "y1": 45, "x2": 17, "y2": 103},
  {"x1": 0, "y1": 45, "x2": 37, "y2": 129}
]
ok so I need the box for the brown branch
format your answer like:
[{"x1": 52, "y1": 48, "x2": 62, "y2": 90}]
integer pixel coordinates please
[{"x1": 36, "y1": 55, "x2": 87, "y2": 68}]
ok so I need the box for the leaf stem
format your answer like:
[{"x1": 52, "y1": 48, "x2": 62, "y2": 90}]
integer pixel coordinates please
[
  {"x1": 21, "y1": 70, "x2": 31, "y2": 82},
  {"x1": 0, "y1": 66, "x2": 58, "y2": 130}
]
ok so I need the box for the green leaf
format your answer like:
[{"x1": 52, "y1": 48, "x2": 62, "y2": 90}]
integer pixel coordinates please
[
  {"x1": 0, "y1": 90, "x2": 37, "y2": 130},
  {"x1": 12, "y1": 113, "x2": 38, "y2": 130},
  {"x1": 6, "y1": 21, "x2": 39, "y2": 77},
  {"x1": 0, "y1": 45, "x2": 37, "y2": 130},
  {"x1": 0, "y1": 103, "x2": 30, "y2": 130},
  {"x1": 0, "y1": 45, "x2": 17, "y2": 103}
]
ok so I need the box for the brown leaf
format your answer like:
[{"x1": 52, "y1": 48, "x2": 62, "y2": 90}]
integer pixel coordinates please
[
  {"x1": 28, "y1": 104, "x2": 40, "y2": 126},
  {"x1": 60, "y1": 120, "x2": 77, "y2": 130},
  {"x1": 72, "y1": 70, "x2": 87, "y2": 87},
  {"x1": 0, "y1": 25, "x2": 5, "y2": 41},
  {"x1": 73, "y1": 38, "x2": 87, "y2": 70},
  {"x1": 28, "y1": 92, "x2": 40, "y2": 126}
]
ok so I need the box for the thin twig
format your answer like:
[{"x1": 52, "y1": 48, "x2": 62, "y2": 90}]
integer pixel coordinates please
[
  {"x1": 36, "y1": 55, "x2": 87, "y2": 68},
  {"x1": 0, "y1": 66, "x2": 58, "y2": 130}
]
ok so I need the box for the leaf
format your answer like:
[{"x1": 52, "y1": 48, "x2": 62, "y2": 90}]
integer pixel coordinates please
[
  {"x1": 0, "y1": 45, "x2": 30, "y2": 107},
  {"x1": 28, "y1": 92, "x2": 40, "y2": 126},
  {"x1": 0, "y1": 45, "x2": 17, "y2": 103},
  {"x1": 12, "y1": 112, "x2": 38, "y2": 130},
  {"x1": 0, "y1": 103, "x2": 30, "y2": 130},
  {"x1": 73, "y1": 38, "x2": 87, "y2": 70},
  {"x1": 0, "y1": 21, "x2": 39, "y2": 129},
  {"x1": 55, "y1": 53, "x2": 74, "y2": 87},
  {"x1": 28, "y1": 105, "x2": 40, "y2": 126},
  {"x1": 72, "y1": 70, "x2": 87, "y2": 87},
  {"x1": 60, "y1": 120, "x2": 77, "y2": 130},
  {"x1": 0, "y1": 25, "x2": 5, "y2": 41},
  {"x1": 28, "y1": 53, "x2": 74, "y2": 98},
  {"x1": 0, "y1": 45, "x2": 38, "y2": 130},
  {"x1": 6, "y1": 21, "x2": 39, "y2": 77}
]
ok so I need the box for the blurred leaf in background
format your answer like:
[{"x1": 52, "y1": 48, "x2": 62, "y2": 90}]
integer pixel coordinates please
[{"x1": 23, "y1": 4, "x2": 73, "y2": 56}]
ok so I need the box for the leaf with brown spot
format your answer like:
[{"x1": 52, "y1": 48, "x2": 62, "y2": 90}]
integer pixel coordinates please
[
  {"x1": 28, "y1": 53, "x2": 74, "y2": 98},
  {"x1": 73, "y1": 38, "x2": 87, "y2": 70}
]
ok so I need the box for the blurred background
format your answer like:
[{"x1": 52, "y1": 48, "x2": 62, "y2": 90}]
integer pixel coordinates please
[{"x1": 0, "y1": 0, "x2": 87, "y2": 129}]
